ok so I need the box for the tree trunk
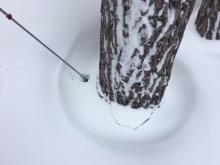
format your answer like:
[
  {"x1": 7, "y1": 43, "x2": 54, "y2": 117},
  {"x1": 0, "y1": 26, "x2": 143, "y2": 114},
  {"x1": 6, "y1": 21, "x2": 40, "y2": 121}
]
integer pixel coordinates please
[
  {"x1": 98, "y1": 0, "x2": 195, "y2": 109},
  {"x1": 195, "y1": 0, "x2": 220, "y2": 40}
]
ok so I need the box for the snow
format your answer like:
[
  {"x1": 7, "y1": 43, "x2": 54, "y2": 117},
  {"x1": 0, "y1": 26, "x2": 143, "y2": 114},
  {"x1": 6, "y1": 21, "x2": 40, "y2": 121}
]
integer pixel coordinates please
[
  {"x1": 59, "y1": 30, "x2": 196, "y2": 143},
  {"x1": 0, "y1": 0, "x2": 220, "y2": 165}
]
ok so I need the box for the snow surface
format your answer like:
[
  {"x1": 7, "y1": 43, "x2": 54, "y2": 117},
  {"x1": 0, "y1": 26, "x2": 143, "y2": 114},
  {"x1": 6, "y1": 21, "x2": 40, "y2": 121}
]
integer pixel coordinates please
[
  {"x1": 1, "y1": 0, "x2": 220, "y2": 165},
  {"x1": 59, "y1": 34, "x2": 197, "y2": 143}
]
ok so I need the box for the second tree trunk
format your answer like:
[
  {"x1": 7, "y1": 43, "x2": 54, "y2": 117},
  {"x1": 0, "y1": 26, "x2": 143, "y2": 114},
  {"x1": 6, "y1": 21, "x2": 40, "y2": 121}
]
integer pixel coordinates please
[{"x1": 196, "y1": 0, "x2": 220, "y2": 40}]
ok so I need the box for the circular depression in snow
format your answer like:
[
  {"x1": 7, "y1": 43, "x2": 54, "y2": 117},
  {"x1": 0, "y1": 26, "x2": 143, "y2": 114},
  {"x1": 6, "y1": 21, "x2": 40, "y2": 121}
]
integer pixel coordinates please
[{"x1": 58, "y1": 25, "x2": 197, "y2": 146}]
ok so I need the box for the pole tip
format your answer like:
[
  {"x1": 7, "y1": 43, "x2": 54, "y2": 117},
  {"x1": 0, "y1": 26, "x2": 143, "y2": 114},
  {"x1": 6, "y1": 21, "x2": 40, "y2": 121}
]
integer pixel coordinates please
[{"x1": 81, "y1": 74, "x2": 90, "y2": 82}]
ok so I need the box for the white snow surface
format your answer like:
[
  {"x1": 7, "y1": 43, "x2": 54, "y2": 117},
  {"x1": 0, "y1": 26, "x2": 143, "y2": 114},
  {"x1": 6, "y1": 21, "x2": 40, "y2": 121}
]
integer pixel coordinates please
[{"x1": 0, "y1": 0, "x2": 220, "y2": 165}]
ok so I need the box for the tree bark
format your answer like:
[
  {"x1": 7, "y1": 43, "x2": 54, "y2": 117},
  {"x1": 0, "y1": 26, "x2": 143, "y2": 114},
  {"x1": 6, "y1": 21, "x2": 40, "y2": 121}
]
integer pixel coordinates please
[
  {"x1": 98, "y1": 0, "x2": 195, "y2": 109},
  {"x1": 195, "y1": 0, "x2": 220, "y2": 40}
]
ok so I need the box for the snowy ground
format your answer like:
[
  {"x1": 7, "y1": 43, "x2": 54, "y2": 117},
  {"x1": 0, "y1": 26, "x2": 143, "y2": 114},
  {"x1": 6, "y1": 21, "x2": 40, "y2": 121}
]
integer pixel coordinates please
[{"x1": 0, "y1": 0, "x2": 220, "y2": 165}]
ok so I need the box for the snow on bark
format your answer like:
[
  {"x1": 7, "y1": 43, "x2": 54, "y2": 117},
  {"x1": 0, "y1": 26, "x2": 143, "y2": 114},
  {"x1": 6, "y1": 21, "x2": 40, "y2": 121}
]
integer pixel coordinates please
[
  {"x1": 196, "y1": 0, "x2": 220, "y2": 40},
  {"x1": 98, "y1": 0, "x2": 195, "y2": 109}
]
